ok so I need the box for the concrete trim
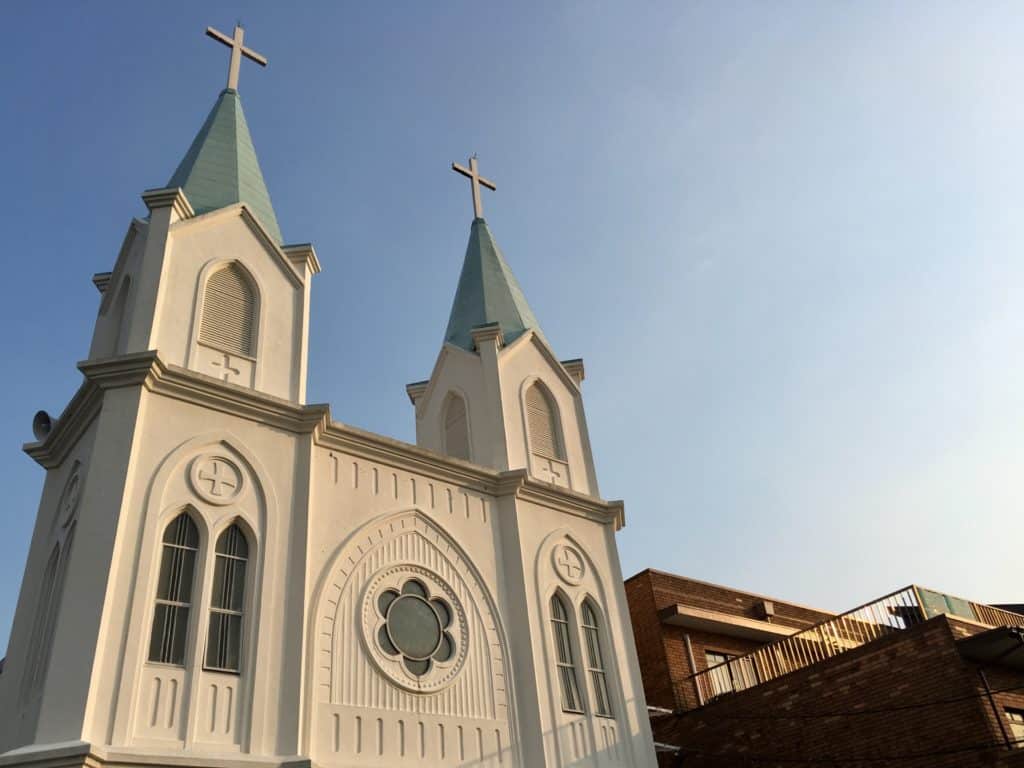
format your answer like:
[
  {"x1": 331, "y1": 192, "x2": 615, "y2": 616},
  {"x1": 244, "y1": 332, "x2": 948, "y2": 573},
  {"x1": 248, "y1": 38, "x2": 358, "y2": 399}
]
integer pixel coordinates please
[{"x1": 658, "y1": 604, "x2": 799, "y2": 642}]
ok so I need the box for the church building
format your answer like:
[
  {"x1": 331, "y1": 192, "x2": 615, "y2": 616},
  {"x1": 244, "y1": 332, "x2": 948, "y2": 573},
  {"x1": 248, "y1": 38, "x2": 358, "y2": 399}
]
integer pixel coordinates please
[{"x1": 0, "y1": 25, "x2": 656, "y2": 768}]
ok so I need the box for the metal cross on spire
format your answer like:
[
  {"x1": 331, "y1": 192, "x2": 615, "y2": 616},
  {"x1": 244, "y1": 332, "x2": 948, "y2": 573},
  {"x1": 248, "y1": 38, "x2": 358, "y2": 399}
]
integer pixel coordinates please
[
  {"x1": 452, "y1": 155, "x2": 496, "y2": 219},
  {"x1": 205, "y1": 23, "x2": 268, "y2": 91}
]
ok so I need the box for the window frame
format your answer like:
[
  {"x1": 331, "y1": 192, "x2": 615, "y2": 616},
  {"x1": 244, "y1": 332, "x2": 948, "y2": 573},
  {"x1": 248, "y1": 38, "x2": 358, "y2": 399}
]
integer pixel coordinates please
[
  {"x1": 704, "y1": 648, "x2": 759, "y2": 698},
  {"x1": 441, "y1": 391, "x2": 472, "y2": 461},
  {"x1": 147, "y1": 513, "x2": 201, "y2": 668},
  {"x1": 197, "y1": 261, "x2": 260, "y2": 360},
  {"x1": 203, "y1": 522, "x2": 250, "y2": 675},
  {"x1": 549, "y1": 592, "x2": 585, "y2": 714},
  {"x1": 1007, "y1": 708, "x2": 1024, "y2": 747},
  {"x1": 525, "y1": 381, "x2": 565, "y2": 461},
  {"x1": 580, "y1": 599, "x2": 614, "y2": 718}
]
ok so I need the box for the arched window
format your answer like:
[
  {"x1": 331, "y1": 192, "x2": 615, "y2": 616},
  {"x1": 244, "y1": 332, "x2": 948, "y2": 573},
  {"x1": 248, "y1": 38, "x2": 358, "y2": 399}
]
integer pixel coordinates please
[
  {"x1": 581, "y1": 600, "x2": 613, "y2": 717},
  {"x1": 443, "y1": 392, "x2": 471, "y2": 461},
  {"x1": 526, "y1": 383, "x2": 564, "y2": 460},
  {"x1": 148, "y1": 514, "x2": 199, "y2": 666},
  {"x1": 199, "y1": 263, "x2": 256, "y2": 357},
  {"x1": 205, "y1": 524, "x2": 248, "y2": 673},
  {"x1": 21, "y1": 545, "x2": 60, "y2": 700},
  {"x1": 550, "y1": 594, "x2": 583, "y2": 713}
]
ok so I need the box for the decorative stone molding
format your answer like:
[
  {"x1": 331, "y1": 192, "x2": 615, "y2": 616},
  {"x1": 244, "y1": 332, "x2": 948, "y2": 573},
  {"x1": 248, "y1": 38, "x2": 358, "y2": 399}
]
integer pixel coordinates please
[
  {"x1": 552, "y1": 543, "x2": 586, "y2": 586},
  {"x1": 281, "y1": 242, "x2": 322, "y2": 275},
  {"x1": 560, "y1": 358, "x2": 585, "y2": 385},
  {"x1": 189, "y1": 455, "x2": 244, "y2": 505},
  {"x1": 360, "y1": 564, "x2": 468, "y2": 693},
  {"x1": 141, "y1": 187, "x2": 194, "y2": 222},
  {"x1": 470, "y1": 321, "x2": 504, "y2": 350}
]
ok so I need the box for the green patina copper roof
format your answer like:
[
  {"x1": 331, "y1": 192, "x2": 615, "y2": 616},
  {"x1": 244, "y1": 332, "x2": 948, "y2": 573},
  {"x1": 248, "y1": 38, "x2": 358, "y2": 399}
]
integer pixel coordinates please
[
  {"x1": 444, "y1": 217, "x2": 545, "y2": 351},
  {"x1": 167, "y1": 88, "x2": 282, "y2": 243}
]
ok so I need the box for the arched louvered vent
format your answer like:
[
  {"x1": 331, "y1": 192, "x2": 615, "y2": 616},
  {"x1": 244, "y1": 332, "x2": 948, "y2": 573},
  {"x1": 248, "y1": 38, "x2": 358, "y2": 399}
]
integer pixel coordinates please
[
  {"x1": 443, "y1": 393, "x2": 471, "y2": 461},
  {"x1": 526, "y1": 382, "x2": 564, "y2": 460},
  {"x1": 199, "y1": 264, "x2": 256, "y2": 357}
]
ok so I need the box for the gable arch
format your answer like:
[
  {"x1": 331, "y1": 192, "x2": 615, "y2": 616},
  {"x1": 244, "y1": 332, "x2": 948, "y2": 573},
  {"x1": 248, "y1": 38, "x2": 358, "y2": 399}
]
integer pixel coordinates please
[{"x1": 306, "y1": 508, "x2": 520, "y2": 764}]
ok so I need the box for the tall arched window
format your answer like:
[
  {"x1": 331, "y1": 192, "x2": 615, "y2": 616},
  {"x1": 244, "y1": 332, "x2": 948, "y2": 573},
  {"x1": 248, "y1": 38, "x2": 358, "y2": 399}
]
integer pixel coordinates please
[
  {"x1": 205, "y1": 524, "x2": 248, "y2": 673},
  {"x1": 148, "y1": 514, "x2": 199, "y2": 666},
  {"x1": 550, "y1": 594, "x2": 583, "y2": 713},
  {"x1": 199, "y1": 263, "x2": 256, "y2": 357},
  {"x1": 581, "y1": 599, "x2": 613, "y2": 717},
  {"x1": 443, "y1": 392, "x2": 471, "y2": 461},
  {"x1": 20, "y1": 545, "x2": 60, "y2": 700},
  {"x1": 526, "y1": 382, "x2": 564, "y2": 460}
]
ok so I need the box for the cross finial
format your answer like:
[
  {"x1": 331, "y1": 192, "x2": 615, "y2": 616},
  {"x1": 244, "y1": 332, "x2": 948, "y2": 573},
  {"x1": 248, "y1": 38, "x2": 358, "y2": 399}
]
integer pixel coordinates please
[
  {"x1": 452, "y1": 155, "x2": 496, "y2": 219},
  {"x1": 205, "y1": 23, "x2": 268, "y2": 91}
]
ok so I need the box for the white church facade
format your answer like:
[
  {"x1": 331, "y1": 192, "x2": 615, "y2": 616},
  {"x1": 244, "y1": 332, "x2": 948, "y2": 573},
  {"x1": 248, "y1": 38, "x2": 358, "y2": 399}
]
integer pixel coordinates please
[{"x1": 0, "y1": 26, "x2": 656, "y2": 768}]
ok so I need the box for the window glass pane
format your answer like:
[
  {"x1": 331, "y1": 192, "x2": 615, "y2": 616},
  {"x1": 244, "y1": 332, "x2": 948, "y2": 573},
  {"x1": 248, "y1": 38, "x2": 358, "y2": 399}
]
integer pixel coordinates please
[
  {"x1": 149, "y1": 604, "x2": 190, "y2": 665},
  {"x1": 206, "y1": 612, "x2": 242, "y2": 671},
  {"x1": 592, "y1": 670, "x2": 611, "y2": 716},
  {"x1": 212, "y1": 555, "x2": 247, "y2": 611}
]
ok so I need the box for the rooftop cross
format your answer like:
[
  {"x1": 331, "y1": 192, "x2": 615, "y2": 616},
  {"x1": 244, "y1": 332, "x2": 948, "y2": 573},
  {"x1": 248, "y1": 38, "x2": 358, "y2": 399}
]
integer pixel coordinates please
[
  {"x1": 452, "y1": 155, "x2": 496, "y2": 219},
  {"x1": 205, "y1": 23, "x2": 268, "y2": 91}
]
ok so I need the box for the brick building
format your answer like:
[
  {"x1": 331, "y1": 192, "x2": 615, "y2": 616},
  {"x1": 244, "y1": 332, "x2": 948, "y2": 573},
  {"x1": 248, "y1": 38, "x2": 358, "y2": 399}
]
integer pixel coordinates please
[{"x1": 626, "y1": 569, "x2": 1024, "y2": 767}]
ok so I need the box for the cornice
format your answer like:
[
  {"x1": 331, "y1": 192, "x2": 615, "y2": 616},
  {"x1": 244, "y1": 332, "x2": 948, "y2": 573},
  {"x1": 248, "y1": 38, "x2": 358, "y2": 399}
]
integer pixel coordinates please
[
  {"x1": 25, "y1": 352, "x2": 625, "y2": 527},
  {"x1": 0, "y1": 741, "x2": 310, "y2": 768},
  {"x1": 92, "y1": 272, "x2": 112, "y2": 294},
  {"x1": 471, "y1": 321, "x2": 504, "y2": 349},
  {"x1": 405, "y1": 379, "x2": 428, "y2": 405},
  {"x1": 282, "y1": 242, "x2": 322, "y2": 276},
  {"x1": 560, "y1": 357, "x2": 585, "y2": 385},
  {"x1": 141, "y1": 187, "x2": 194, "y2": 221},
  {"x1": 494, "y1": 469, "x2": 625, "y2": 529},
  {"x1": 23, "y1": 380, "x2": 103, "y2": 469}
]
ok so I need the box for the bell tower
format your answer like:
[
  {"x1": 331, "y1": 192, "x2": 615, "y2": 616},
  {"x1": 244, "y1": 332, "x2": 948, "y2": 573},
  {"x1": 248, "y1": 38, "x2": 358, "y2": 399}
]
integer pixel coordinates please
[
  {"x1": 86, "y1": 25, "x2": 319, "y2": 403},
  {"x1": 407, "y1": 156, "x2": 599, "y2": 496}
]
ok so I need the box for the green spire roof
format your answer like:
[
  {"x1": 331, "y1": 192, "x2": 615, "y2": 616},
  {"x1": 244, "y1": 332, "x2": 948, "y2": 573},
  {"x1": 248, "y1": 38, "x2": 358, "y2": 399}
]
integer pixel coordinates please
[
  {"x1": 167, "y1": 88, "x2": 282, "y2": 243},
  {"x1": 444, "y1": 217, "x2": 544, "y2": 351}
]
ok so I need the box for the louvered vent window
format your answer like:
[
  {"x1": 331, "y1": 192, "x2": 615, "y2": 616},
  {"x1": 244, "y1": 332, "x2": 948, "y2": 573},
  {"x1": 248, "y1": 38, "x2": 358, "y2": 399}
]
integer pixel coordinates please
[
  {"x1": 199, "y1": 264, "x2": 256, "y2": 357},
  {"x1": 443, "y1": 393, "x2": 471, "y2": 461},
  {"x1": 205, "y1": 524, "x2": 248, "y2": 674},
  {"x1": 526, "y1": 383, "x2": 564, "y2": 459},
  {"x1": 148, "y1": 514, "x2": 199, "y2": 666}
]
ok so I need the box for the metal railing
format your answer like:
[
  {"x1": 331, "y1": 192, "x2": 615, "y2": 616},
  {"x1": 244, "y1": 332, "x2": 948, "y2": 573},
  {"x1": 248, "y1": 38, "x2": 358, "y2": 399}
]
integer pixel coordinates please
[{"x1": 686, "y1": 586, "x2": 1024, "y2": 708}]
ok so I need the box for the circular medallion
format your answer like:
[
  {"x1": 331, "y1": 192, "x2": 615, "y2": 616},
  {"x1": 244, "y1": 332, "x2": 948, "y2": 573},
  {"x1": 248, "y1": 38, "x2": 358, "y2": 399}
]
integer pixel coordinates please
[
  {"x1": 189, "y1": 455, "x2": 243, "y2": 505},
  {"x1": 362, "y1": 566, "x2": 467, "y2": 693},
  {"x1": 552, "y1": 543, "x2": 586, "y2": 586}
]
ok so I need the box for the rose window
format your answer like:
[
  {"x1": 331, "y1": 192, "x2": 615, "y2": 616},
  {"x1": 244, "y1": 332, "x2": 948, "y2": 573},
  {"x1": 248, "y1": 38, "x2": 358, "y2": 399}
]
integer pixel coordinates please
[{"x1": 376, "y1": 578, "x2": 454, "y2": 676}]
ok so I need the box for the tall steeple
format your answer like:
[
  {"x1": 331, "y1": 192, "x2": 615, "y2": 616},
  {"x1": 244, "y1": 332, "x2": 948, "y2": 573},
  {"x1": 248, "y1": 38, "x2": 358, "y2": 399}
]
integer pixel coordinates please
[{"x1": 166, "y1": 24, "x2": 282, "y2": 243}]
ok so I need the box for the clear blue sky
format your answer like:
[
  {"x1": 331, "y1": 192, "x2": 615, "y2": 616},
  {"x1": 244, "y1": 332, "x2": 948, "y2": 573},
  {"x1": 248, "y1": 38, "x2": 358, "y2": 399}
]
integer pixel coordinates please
[{"x1": 2, "y1": 1, "x2": 1022, "y2": 650}]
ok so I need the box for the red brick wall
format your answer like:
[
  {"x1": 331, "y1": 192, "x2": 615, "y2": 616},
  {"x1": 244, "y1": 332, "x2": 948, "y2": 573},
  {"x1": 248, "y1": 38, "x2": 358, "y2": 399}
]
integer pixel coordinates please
[
  {"x1": 625, "y1": 570, "x2": 832, "y2": 710},
  {"x1": 655, "y1": 617, "x2": 1024, "y2": 768}
]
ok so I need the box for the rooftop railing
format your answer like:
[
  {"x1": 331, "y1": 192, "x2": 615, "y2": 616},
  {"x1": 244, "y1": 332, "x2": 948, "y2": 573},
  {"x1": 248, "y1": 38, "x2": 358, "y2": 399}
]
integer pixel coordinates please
[{"x1": 685, "y1": 585, "x2": 1024, "y2": 708}]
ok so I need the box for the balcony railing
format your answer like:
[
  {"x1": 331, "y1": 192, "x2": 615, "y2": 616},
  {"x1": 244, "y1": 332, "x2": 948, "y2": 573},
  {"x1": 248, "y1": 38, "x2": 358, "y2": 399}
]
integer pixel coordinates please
[{"x1": 686, "y1": 585, "x2": 1024, "y2": 708}]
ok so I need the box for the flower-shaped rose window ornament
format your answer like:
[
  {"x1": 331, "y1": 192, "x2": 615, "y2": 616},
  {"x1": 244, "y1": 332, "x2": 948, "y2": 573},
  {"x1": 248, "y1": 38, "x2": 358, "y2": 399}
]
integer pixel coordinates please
[{"x1": 376, "y1": 578, "x2": 454, "y2": 676}]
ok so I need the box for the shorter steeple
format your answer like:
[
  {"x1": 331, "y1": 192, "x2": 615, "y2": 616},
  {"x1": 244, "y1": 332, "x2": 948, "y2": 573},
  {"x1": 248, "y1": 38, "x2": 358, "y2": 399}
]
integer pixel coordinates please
[
  {"x1": 444, "y1": 218, "x2": 544, "y2": 351},
  {"x1": 408, "y1": 154, "x2": 598, "y2": 495},
  {"x1": 166, "y1": 88, "x2": 282, "y2": 243}
]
